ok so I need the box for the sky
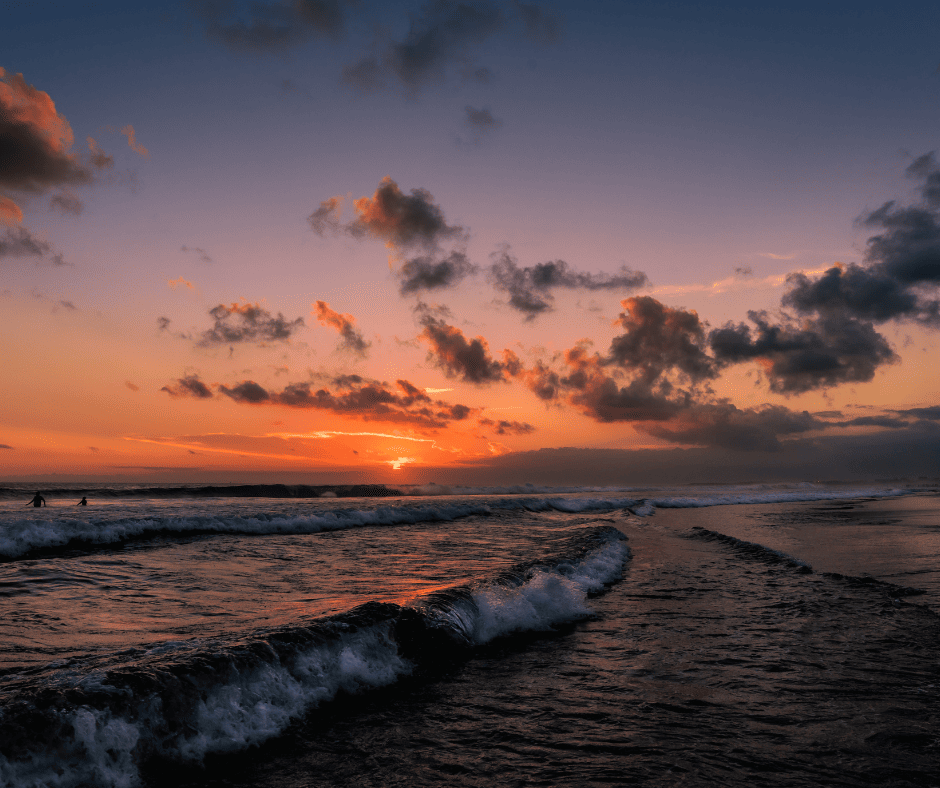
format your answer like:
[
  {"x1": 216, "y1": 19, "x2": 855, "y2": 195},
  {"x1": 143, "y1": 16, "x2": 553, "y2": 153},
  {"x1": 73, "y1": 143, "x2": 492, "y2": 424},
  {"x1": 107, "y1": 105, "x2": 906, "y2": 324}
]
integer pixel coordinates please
[{"x1": 2, "y1": 0, "x2": 939, "y2": 486}]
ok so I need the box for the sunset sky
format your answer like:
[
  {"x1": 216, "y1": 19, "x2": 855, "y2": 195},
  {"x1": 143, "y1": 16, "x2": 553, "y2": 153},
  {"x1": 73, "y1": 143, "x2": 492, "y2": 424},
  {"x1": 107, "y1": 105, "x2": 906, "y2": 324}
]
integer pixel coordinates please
[{"x1": 2, "y1": 0, "x2": 939, "y2": 485}]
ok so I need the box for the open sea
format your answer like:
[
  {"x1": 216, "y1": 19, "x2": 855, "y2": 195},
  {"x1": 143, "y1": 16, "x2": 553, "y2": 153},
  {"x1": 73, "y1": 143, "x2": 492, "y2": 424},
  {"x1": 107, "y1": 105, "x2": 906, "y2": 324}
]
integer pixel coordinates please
[{"x1": 0, "y1": 479, "x2": 938, "y2": 787}]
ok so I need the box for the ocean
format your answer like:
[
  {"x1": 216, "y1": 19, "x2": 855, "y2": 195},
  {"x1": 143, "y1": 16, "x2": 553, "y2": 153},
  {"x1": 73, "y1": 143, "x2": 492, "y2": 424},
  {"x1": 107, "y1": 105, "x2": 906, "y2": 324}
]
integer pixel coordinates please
[{"x1": 0, "y1": 480, "x2": 938, "y2": 787}]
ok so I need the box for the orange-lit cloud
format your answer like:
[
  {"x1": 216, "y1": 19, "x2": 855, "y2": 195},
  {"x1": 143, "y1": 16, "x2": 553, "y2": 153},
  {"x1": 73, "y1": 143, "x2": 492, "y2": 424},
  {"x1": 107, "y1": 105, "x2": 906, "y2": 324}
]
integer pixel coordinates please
[
  {"x1": 120, "y1": 124, "x2": 149, "y2": 157},
  {"x1": 0, "y1": 69, "x2": 92, "y2": 220},
  {"x1": 0, "y1": 195, "x2": 23, "y2": 223},
  {"x1": 418, "y1": 315, "x2": 510, "y2": 384},
  {"x1": 168, "y1": 276, "x2": 195, "y2": 290},
  {"x1": 309, "y1": 176, "x2": 466, "y2": 253},
  {"x1": 313, "y1": 300, "x2": 370, "y2": 354},
  {"x1": 215, "y1": 375, "x2": 479, "y2": 428}
]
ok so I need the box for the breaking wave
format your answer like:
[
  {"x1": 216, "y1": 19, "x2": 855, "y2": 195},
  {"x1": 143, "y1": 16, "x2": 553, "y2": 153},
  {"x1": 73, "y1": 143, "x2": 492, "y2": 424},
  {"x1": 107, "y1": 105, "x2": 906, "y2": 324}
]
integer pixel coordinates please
[{"x1": 0, "y1": 526, "x2": 629, "y2": 788}]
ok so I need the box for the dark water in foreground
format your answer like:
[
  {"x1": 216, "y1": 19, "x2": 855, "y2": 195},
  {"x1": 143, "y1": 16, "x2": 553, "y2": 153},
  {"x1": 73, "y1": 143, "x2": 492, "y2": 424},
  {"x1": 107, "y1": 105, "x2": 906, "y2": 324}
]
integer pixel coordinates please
[{"x1": 0, "y1": 482, "x2": 938, "y2": 786}]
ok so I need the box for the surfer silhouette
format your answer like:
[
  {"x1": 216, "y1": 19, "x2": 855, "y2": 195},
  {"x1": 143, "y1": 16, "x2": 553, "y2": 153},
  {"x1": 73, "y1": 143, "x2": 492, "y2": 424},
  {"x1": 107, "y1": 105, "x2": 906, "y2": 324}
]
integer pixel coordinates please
[
  {"x1": 77, "y1": 496, "x2": 87, "y2": 506},
  {"x1": 28, "y1": 492, "x2": 46, "y2": 507}
]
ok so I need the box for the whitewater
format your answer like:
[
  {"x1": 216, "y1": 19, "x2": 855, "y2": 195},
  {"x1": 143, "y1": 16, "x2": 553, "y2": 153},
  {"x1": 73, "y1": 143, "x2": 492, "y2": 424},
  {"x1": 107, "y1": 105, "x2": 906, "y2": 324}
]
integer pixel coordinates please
[{"x1": 0, "y1": 480, "x2": 938, "y2": 787}]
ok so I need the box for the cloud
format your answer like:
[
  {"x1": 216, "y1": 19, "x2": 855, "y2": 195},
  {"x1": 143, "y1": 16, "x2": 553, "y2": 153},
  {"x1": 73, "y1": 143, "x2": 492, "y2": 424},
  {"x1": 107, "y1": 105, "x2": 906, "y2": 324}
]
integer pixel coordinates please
[
  {"x1": 461, "y1": 105, "x2": 502, "y2": 142},
  {"x1": 608, "y1": 296, "x2": 717, "y2": 384},
  {"x1": 86, "y1": 137, "x2": 114, "y2": 169},
  {"x1": 216, "y1": 374, "x2": 479, "y2": 427},
  {"x1": 168, "y1": 277, "x2": 195, "y2": 290},
  {"x1": 120, "y1": 125, "x2": 149, "y2": 158},
  {"x1": 313, "y1": 300, "x2": 370, "y2": 354},
  {"x1": 478, "y1": 417, "x2": 535, "y2": 435},
  {"x1": 0, "y1": 225, "x2": 50, "y2": 258},
  {"x1": 311, "y1": 176, "x2": 466, "y2": 252},
  {"x1": 181, "y1": 245, "x2": 213, "y2": 263},
  {"x1": 702, "y1": 155, "x2": 940, "y2": 393},
  {"x1": 197, "y1": 301, "x2": 305, "y2": 346},
  {"x1": 218, "y1": 379, "x2": 271, "y2": 403},
  {"x1": 892, "y1": 405, "x2": 940, "y2": 421},
  {"x1": 197, "y1": 0, "x2": 347, "y2": 51},
  {"x1": 0, "y1": 226, "x2": 66, "y2": 265},
  {"x1": 830, "y1": 415, "x2": 910, "y2": 429},
  {"x1": 0, "y1": 68, "x2": 93, "y2": 220},
  {"x1": 161, "y1": 375, "x2": 215, "y2": 399},
  {"x1": 558, "y1": 348, "x2": 690, "y2": 422},
  {"x1": 418, "y1": 315, "x2": 509, "y2": 383},
  {"x1": 49, "y1": 191, "x2": 83, "y2": 215},
  {"x1": 344, "y1": 0, "x2": 505, "y2": 94},
  {"x1": 777, "y1": 153, "x2": 940, "y2": 326},
  {"x1": 783, "y1": 262, "x2": 938, "y2": 324},
  {"x1": 125, "y1": 381, "x2": 140, "y2": 392},
  {"x1": 637, "y1": 402, "x2": 821, "y2": 452},
  {"x1": 0, "y1": 444, "x2": 12, "y2": 449},
  {"x1": 399, "y1": 250, "x2": 477, "y2": 294},
  {"x1": 489, "y1": 248, "x2": 648, "y2": 318},
  {"x1": 709, "y1": 310, "x2": 897, "y2": 394}
]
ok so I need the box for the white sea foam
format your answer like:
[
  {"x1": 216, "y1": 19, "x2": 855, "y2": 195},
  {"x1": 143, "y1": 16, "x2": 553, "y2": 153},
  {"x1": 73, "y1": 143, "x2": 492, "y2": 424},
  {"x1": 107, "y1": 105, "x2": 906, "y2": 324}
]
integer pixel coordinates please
[
  {"x1": 0, "y1": 502, "x2": 494, "y2": 559},
  {"x1": 0, "y1": 623, "x2": 410, "y2": 788},
  {"x1": 470, "y1": 537, "x2": 630, "y2": 644},
  {"x1": 0, "y1": 527, "x2": 631, "y2": 788}
]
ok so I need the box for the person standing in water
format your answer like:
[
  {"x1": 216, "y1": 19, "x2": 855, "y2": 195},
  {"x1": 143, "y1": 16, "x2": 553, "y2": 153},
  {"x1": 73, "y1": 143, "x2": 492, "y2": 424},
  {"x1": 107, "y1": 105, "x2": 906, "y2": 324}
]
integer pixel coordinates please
[
  {"x1": 77, "y1": 496, "x2": 87, "y2": 506},
  {"x1": 27, "y1": 492, "x2": 46, "y2": 507}
]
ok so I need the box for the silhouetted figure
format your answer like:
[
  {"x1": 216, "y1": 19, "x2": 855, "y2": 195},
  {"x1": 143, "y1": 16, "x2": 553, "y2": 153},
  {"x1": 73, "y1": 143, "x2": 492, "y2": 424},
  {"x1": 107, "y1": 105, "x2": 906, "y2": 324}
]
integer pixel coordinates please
[
  {"x1": 28, "y1": 492, "x2": 46, "y2": 507},
  {"x1": 77, "y1": 496, "x2": 87, "y2": 506}
]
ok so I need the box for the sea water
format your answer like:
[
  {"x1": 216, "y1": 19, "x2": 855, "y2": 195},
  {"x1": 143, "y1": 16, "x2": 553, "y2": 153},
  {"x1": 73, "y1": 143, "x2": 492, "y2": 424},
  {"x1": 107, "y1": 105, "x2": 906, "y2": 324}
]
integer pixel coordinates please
[{"x1": 0, "y1": 480, "x2": 938, "y2": 787}]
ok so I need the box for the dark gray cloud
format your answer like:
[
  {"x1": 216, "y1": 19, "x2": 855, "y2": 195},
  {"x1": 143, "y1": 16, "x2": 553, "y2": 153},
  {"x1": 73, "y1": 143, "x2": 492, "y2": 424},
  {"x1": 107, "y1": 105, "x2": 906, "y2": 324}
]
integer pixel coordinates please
[
  {"x1": 313, "y1": 300, "x2": 370, "y2": 355},
  {"x1": 607, "y1": 296, "x2": 716, "y2": 384},
  {"x1": 399, "y1": 250, "x2": 477, "y2": 294},
  {"x1": 709, "y1": 310, "x2": 897, "y2": 394},
  {"x1": 0, "y1": 226, "x2": 51, "y2": 259},
  {"x1": 0, "y1": 69, "x2": 93, "y2": 221},
  {"x1": 196, "y1": 0, "x2": 347, "y2": 51},
  {"x1": 830, "y1": 415, "x2": 910, "y2": 429},
  {"x1": 862, "y1": 153, "x2": 940, "y2": 286},
  {"x1": 310, "y1": 177, "x2": 466, "y2": 251},
  {"x1": 348, "y1": 1, "x2": 505, "y2": 94},
  {"x1": 197, "y1": 302, "x2": 305, "y2": 346},
  {"x1": 216, "y1": 375, "x2": 479, "y2": 427},
  {"x1": 418, "y1": 315, "x2": 508, "y2": 383},
  {"x1": 893, "y1": 405, "x2": 940, "y2": 421},
  {"x1": 783, "y1": 263, "x2": 938, "y2": 324},
  {"x1": 86, "y1": 137, "x2": 114, "y2": 170},
  {"x1": 0, "y1": 226, "x2": 67, "y2": 266},
  {"x1": 425, "y1": 427, "x2": 940, "y2": 486},
  {"x1": 218, "y1": 380, "x2": 271, "y2": 403},
  {"x1": 181, "y1": 245, "x2": 213, "y2": 263},
  {"x1": 489, "y1": 249, "x2": 648, "y2": 318},
  {"x1": 49, "y1": 191, "x2": 84, "y2": 215},
  {"x1": 0, "y1": 444, "x2": 12, "y2": 449},
  {"x1": 478, "y1": 417, "x2": 535, "y2": 435},
  {"x1": 782, "y1": 154, "x2": 940, "y2": 326},
  {"x1": 161, "y1": 375, "x2": 215, "y2": 399},
  {"x1": 462, "y1": 105, "x2": 502, "y2": 141},
  {"x1": 637, "y1": 403, "x2": 820, "y2": 452}
]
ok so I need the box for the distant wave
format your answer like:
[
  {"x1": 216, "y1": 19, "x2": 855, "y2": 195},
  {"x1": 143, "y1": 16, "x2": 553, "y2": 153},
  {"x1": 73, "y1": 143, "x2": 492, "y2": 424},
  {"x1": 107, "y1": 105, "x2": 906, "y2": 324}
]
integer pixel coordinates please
[
  {"x1": 0, "y1": 484, "x2": 921, "y2": 560},
  {"x1": 686, "y1": 526, "x2": 813, "y2": 572},
  {"x1": 0, "y1": 526, "x2": 629, "y2": 788},
  {"x1": 0, "y1": 484, "x2": 402, "y2": 500}
]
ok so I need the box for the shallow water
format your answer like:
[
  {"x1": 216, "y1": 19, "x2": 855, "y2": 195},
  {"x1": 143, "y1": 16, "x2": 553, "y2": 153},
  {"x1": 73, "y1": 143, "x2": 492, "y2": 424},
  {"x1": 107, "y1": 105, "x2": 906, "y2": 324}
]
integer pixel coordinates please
[{"x1": 1, "y1": 482, "x2": 938, "y2": 787}]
